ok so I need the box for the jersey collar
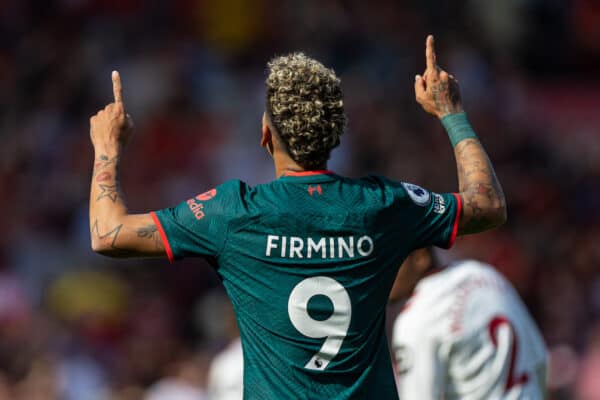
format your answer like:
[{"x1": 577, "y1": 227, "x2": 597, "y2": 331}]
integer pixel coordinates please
[
  {"x1": 281, "y1": 170, "x2": 334, "y2": 177},
  {"x1": 278, "y1": 170, "x2": 337, "y2": 182}
]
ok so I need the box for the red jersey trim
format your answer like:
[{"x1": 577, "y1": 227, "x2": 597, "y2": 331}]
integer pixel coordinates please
[
  {"x1": 446, "y1": 193, "x2": 463, "y2": 248},
  {"x1": 282, "y1": 170, "x2": 334, "y2": 176},
  {"x1": 150, "y1": 211, "x2": 174, "y2": 264}
]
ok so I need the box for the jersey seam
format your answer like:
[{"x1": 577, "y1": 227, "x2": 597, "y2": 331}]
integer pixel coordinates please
[
  {"x1": 215, "y1": 180, "x2": 245, "y2": 259},
  {"x1": 216, "y1": 218, "x2": 230, "y2": 259}
]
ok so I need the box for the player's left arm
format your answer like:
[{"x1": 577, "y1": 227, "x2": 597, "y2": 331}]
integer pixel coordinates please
[
  {"x1": 415, "y1": 35, "x2": 507, "y2": 235},
  {"x1": 88, "y1": 71, "x2": 166, "y2": 258}
]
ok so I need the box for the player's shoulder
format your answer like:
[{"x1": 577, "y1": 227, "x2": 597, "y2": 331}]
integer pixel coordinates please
[
  {"x1": 394, "y1": 281, "x2": 451, "y2": 332},
  {"x1": 445, "y1": 259, "x2": 507, "y2": 284},
  {"x1": 188, "y1": 179, "x2": 253, "y2": 221},
  {"x1": 345, "y1": 175, "x2": 431, "y2": 206},
  {"x1": 450, "y1": 258, "x2": 496, "y2": 271},
  {"x1": 365, "y1": 175, "x2": 442, "y2": 206},
  {"x1": 417, "y1": 260, "x2": 504, "y2": 296},
  {"x1": 207, "y1": 179, "x2": 254, "y2": 204},
  {"x1": 213, "y1": 178, "x2": 250, "y2": 195}
]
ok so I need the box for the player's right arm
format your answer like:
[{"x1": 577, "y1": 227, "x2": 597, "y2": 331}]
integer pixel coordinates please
[
  {"x1": 415, "y1": 35, "x2": 506, "y2": 235},
  {"x1": 88, "y1": 73, "x2": 232, "y2": 262},
  {"x1": 88, "y1": 71, "x2": 168, "y2": 258}
]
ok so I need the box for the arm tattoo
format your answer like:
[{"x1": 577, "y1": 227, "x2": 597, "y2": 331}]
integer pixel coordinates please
[
  {"x1": 90, "y1": 151, "x2": 165, "y2": 257},
  {"x1": 455, "y1": 138, "x2": 506, "y2": 234},
  {"x1": 91, "y1": 219, "x2": 130, "y2": 256},
  {"x1": 136, "y1": 224, "x2": 163, "y2": 250},
  {"x1": 93, "y1": 155, "x2": 119, "y2": 178},
  {"x1": 96, "y1": 171, "x2": 112, "y2": 182},
  {"x1": 97, "y1": 183, "x2": 119, "y2": 202},
  {"x1": 93, "y1": 155, "x2": 122, "y2": 203},
  {"x1": 459, "y1": 188, "x2": 497, "y2": 233},
  {"x1": 136, "y1": 224, "x2": 157, "y2": 238}
]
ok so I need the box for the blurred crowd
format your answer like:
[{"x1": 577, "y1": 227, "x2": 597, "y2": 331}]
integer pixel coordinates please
[{"x1": 0, "y1": 0, "x2": 599, "y2": 399}]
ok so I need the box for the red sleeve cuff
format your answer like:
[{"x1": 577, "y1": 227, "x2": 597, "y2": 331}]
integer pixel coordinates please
[
  {"x1": 151, "y1": 211, "x2": 175, "y2": 264},
  {"x1": 445, "y1": 193, "x2": 462, "y2": 249}
]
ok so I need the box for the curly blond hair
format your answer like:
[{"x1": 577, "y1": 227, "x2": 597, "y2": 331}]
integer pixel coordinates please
[{"x1": 266, "y1": 53, "x2": 346, "y2": 169}]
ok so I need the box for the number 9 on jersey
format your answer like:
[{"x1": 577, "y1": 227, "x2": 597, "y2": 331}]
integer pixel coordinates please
[{"x1": 288, "y1": 276, "x2": 352, "y2": 371}]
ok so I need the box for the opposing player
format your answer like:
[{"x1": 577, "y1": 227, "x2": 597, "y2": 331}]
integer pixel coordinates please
[
  {"x1": 88, "y1": 35, "x2": 506, "y2": 398},
  {"x1": 390, "y1": 248, "x2": 548, "y2": 399},
  {"x1": 207, "y1": 336, "x2": 243, "y2": 400}
]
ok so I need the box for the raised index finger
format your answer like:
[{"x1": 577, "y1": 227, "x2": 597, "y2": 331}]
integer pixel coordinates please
[
  {"x1": 112, "y1": 70, "x2": 123, "y2": 104},
  {"x1": 425, "y1": 35, "x2": 437, "y2": 73}
]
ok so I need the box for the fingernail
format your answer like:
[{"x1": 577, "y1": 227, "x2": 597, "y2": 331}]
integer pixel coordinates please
[{"x1": 415, "y1": 75, "x2": 420, "y2": 81}]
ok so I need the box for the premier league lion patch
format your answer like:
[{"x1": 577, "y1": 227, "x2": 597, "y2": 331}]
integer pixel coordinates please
[{"x1": 402, "y1": 182, "x2": 431, "y2": 206}]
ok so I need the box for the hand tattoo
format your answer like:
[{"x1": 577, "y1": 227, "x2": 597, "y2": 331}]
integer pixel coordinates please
[{"x1": 430, "y1": 76, "x2": 462, "y2": 117}]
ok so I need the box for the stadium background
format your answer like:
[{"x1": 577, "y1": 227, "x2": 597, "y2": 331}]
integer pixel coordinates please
[{"x1": 0, "y1": 1, "x2": 599, "y2": 399}]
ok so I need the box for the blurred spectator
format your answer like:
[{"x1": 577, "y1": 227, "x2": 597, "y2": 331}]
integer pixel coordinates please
[
  {"x1": 144, "y1": 354, "x2": 209, "y2": 400},
  {"x1": 575, "y1": 324, "x2": 600, "y2": 400}
]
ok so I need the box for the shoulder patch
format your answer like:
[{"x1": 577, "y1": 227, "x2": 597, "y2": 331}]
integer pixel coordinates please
[
  {"x1": 432, "y1": 193, "x2": 446, "y2": 214},
  {"x1": 402, "y1": 183, "x2": 431, "y2": 206}
]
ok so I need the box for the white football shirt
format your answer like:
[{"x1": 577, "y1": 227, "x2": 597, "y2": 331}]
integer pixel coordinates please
[
  {"x1": 207, "y1": 338, "x2": 243, "y2": 400},
  {"x1": 392, "y1": 260, "x2": 547, "y2": 400}
]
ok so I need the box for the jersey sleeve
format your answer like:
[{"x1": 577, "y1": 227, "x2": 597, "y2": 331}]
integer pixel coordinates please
[
  {"x1": 388, "y1": 179, "x2": 462, "y2": 249},
  {"x1": 151, "y1": 180, "x2": 245, "y2": 263}
]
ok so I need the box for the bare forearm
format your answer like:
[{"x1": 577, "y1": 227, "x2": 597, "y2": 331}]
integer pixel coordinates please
[
  {"x1": 454, "y1": 137, "x2": 506, "y2": 234},
  {"x1": 439, "y1": 113, "x2": 506, "y2": 234},
  {"x1": 413, "y1": 35, "x2": 506, "y2": 235},
  {"x1": 89, "y1": 151, "x2": 127, "y2": 253},
  {"x1": 89, "y1": 152, "x2": 164, "y2": 257}
]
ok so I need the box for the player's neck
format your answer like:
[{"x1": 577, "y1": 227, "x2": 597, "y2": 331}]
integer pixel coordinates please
[{"x1": 273, "y1": 152, "x2": 326, "y2": 178}]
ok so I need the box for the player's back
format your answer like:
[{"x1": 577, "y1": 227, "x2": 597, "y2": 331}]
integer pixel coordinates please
[
  {"x1": 392, "y1": 260, "x2": 547, "y2": 400},
  {"x1": 175, "y1": 171, "x2": 460, "y2": 399},
  {"x1": 155, "y1": 171, "x2": 460, "y2": 398}
]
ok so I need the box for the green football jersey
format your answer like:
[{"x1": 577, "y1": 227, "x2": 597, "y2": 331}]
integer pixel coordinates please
[{"x1": 152, "y1": 171, "x2": 461, "y2": 399}]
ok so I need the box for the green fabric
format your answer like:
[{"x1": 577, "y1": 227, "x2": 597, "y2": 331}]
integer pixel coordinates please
[
  {"x1": 155, "y1": 174, "x2": 460, "y2": 399},
  {"x1": 441, "y1": 112, "x2": 478, "y2": 147}
]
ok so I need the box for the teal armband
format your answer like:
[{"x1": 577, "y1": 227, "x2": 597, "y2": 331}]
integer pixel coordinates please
[{"x1": 440, "y1": 112, "x2": 478, "y2": 147}]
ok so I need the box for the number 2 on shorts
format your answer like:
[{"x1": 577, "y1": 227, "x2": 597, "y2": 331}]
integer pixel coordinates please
[{"x1": 288, "y1": 276, "x2": 352, "y2": 371}]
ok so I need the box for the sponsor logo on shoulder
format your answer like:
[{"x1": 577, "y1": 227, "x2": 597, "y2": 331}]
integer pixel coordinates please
[
  {"x1": 433, "y1": 193, "x2": 446, "y2": 214},
  {"x1": 186, "y1": 188, "x2": 217, "y2": 220},
  {"x1": 187, "y1": 199, "x2": 205, "y2": 220},
  {"x1": 196, "y1": 188, "x2": 217, "y2": 201},
  {"x1": 402, "y1": 183, "x2": 431, "y2": 206}
]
